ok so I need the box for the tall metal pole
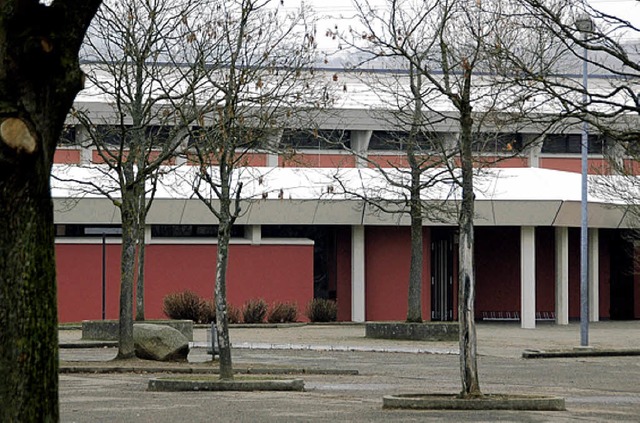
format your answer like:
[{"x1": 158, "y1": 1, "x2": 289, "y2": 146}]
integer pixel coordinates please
[
  {"x1": 102, "y1": 232, "x2": 106, "y2": 320},
  {"x1": 577, "y1": 16, "x2": 593, "y2": 347}
]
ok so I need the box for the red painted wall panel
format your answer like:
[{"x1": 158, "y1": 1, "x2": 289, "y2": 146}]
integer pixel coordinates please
[
  {"x1": 535, "y1": 227, "x2": 556, "y2": 314},
  {"x1": 539, "y1": 157, "x2": 611, "y2": 175},
  {"x1": 364, "y1": 226, "x2": 430, "y2": 321},
  {"x1": 475, "y1": 227, "x2": 521, "y2": 317},
  {"x1": 56, "y1": 243, "x2": 314, "y2": 323},
  {"x1": 56, "y1": 244, "x2": 123, "y2": 322},
  {"x1": 53, "y1": 149, "x2": 81, "y2": 164},
  {"x1": 279, "y1": 153, "x2": 355, "y2": 168}
]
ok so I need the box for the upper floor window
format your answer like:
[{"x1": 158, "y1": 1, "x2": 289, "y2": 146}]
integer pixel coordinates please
[
  {"x1": 91, "y1": 125, "x2": 178, "y2": 147},
  {"x1": 471, "y1": 133, "x2": 522, "y2": 153},
  {"x1": 187, "y1": 126, "x2": 267, "y2": 150},
  {"x1": 369, "y1": 131, "x2": 439, "y2": 151},
  {"x1": 281, "y1": 129, "x2": 350, "y2": 150},
  {"x1": 59, "y1": 125, "x2": 77, "y2": 146},
  {"x1": 151, "y1": 224, "x2": 245, "y2": 238},
  {"x1": 541, "y1": 134, "x2": 605, "y2": 154},
  {"x1": 55, "y1": 224, "x2": 122, "y2": 237}
]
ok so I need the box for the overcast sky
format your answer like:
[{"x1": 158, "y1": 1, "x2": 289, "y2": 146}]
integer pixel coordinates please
[{"x1": 287, "y1": 0, "x2": 640, "y2": 47}]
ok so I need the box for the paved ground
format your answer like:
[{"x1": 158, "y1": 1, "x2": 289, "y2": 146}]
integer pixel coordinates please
[{"x1": 59, "y1": 321, "x2": 640, "y2": 422}]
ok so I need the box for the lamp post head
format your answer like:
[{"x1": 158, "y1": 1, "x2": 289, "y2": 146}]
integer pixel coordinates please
[{"x1": 575, "y1": 14, "x2": 594, "y2": 33}]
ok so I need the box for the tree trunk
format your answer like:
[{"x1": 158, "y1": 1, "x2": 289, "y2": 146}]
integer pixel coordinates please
[
  {"x1": 457, "y1": 71, "x2": 482, "y2": 398},
  {"x1": 0, "y1": 2, "x2": 101, "y2": 418},
  {"x1": 0, "y1": 161, "x2": 60, "y2": 420},
  {"x1": 135, "y1": 189, "x2": 146, "y2": 321},
  {"x1": 406, "y1": 171, "x2": 423, "y2": 322},
  {"x1": 215, "y1": 217, "x2": 234, "y2": 380},
  {"x1": 117, "y1": 187, "x2": 137, "y2": 359},
  {"x1": 406, "y1": 67, "x2": 424, "y2": 323}
]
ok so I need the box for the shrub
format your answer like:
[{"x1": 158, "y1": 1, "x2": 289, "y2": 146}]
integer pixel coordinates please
[
  {"x1": 267, "y1": 302, "x2": 298, "y2": 323},
  {"x1": 227, "y1": 304, "x2": 242, "y2": 324},
  {"x1": 162, "y1": 290, "x2": 204, "y2": 322},
  {"x1": 305, "y1": 298, "x2": 337, "y2": 323},
  {"x1": 199, "y1": 299, "x2": 216, "y2": 324},
  {"x1": 242, "y1": 298, "x2": 268, "y2": 324}
]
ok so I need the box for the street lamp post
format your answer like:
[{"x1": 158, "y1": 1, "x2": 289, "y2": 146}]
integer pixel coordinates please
[{"x1": 576, "y1": 14, "x2": 593, "y2": 347}]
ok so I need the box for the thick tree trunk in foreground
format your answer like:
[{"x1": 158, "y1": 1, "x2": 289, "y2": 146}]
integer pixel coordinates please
[
  {"x1": 0, "y1": 2, "x2": 101, "y2": 419},
  {"x1": 0, "y1": 164, "x2": 60, "y2": 420}
]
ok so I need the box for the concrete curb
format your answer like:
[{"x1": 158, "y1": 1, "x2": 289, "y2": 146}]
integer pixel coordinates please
[
  {"x1": 522, "y1": 348, "x2": 640, "y2": 359},
  {"x1": 365, "y1": 322, "x2": 458, "y2": 341},
  {"x1": 382, "y1": 393, "x2": 565, "y2": 411},
  {"x1": 205, "y1": 342, "x2": 459, "y2": 355},
  {"x1": 148, "y1": 377, "x2": 305, "y2": 392},
  {"x1": 60, "y1": 341, "x2": 118, "y2": 349},
  {"x1": 59, "y1": 365, "x2": 358, "y2": 376},
  {"x1": 61, "y1": 340, "x2": 458, "y2": 355}
]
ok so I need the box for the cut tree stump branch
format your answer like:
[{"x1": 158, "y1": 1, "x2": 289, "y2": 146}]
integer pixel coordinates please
[{"x1": 1, "y1": 117, "x2": 37, "y2": 153}]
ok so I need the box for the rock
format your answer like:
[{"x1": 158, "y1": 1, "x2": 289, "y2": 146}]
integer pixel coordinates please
[{"x1": 133, "y1": 323, "x2": 189, "y2": 362}]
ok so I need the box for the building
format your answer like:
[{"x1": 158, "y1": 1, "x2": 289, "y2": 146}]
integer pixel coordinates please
[{"x1": 53, "y1": 69, "x2": 640, "y2": 325}]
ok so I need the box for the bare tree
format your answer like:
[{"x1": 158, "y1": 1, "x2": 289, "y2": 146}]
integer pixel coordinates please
[
  {"x1": 512, "y1": 1, "x2": 640, "y2": 195},
  {"x1": 58, "y1": 0, "x2": 206, "y2": 359},
  {"x1": 0, "y1": 1, "x2": 101, "y2": 420},
  {"x1": 330, "y1": 0, "x2": 556, "y2": 397},
  {"x1": 174, "y1": 0, "x2": 329, "y2": 379}
]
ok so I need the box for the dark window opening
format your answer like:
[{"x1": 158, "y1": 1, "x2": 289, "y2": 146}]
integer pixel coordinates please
[
  {"x1": 151, "y1": 224, "x2": 245, "y2": 238},
  {"x1": 59, "y1": 125, "x2": 77, "y2": 146},
  {"x1": 92, "y1": 125, "x2": 132, "y2": 146},
  {"x1": 187, "y1": 126, "x2": 267, "y2": 150},
  {"x1": 369, "y1": 130, "x2": 440, "y2": 151},
  {"x1": 55, "y1": 224, "x2": 122, "y2": 237},
  {"x1": 471, "y1": 133, "x2": 523, "y2": 153},
  {"x1": 541, "y1": 134, "x2": 605, "y2": 154},
  {"x1": 145, "y1": 125, "x2": 175, "y2": 146},
  {"x1": 281, "y1": 129, "x2": 351, "y2": 150}
]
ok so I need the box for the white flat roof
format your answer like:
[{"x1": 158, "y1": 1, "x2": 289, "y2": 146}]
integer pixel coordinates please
[{"x1": 51, "y1": 165, "x2": 634, "y2": 228}]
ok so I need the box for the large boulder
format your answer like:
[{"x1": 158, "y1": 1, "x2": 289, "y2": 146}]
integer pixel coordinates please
[{"x1": 134, "y1": 323, "x2": 189, "y2": 362}]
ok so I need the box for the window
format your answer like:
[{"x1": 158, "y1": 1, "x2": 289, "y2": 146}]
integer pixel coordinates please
[
  {"x1": 369, "y1": 131, "x2": 439, "y2": 151},
  {"x1": 145, "y1": 125, "x2": 174, "y2": 146},
  {"x1": 471, "y1": 133, "x2": 522, "y2": 153},
  {"x1": 55, "y1": 224, "x2": 122, "y2": 237},
  {"x1": 92, "y1": 125, "x2": 131, "y2": 146},
  {"x1": 59, "y1": 125, "x2": 77, "y2": 146},
  {"x1": 187, "y1": 126, "x2": 267, "y2": 150},
  {"x1": 151, "y1": 224, "x2": 245, "y2": 238},
  {"x1": 541, "y1": 134, "x2": 605, "y2": 154},
  {"x1": 281, "y1": 129, "x2": 350, "y2": 150}
]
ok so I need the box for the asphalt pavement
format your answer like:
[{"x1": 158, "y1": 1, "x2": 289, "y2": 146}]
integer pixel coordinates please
[{"x1": 59, "y1": 320, "x2": 640, "y2": 422}]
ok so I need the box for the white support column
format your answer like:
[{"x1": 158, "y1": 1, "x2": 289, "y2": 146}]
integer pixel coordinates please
[
  {"x1": 351, "y1": 130, "x2": 372, "y2": 168},
  {"x1": 144, "y1": 225, "x2": 152, "y2": 245},
  {"x1": 555, "y1": 227, "x2": 569, "y2": 325},
  {"x1": 77, "y1": 125, "x2": 92, "y2": 164},
  {"x1": 265, "y1": 129, "x2": 283, "y2": 167},
  {"x1": 521, "y1": 226, "x2": 536, "y2": 329},
  {"x1": 246, "y1": 225, "x2": 261, "y2": 245},
  {"x1": 589, "y1": 229, "x2": 600, "y2": 322},
  {"x1": 525, "y1": 134, "x2": 543, "y2": 168},
  {"x1": 351, "y1": 225, "x2": 366, "y2": 322}
]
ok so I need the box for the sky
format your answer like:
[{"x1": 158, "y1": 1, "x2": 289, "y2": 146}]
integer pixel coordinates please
[{"x1": 284, "y1": 0, "x2": 640, "y2": 47}]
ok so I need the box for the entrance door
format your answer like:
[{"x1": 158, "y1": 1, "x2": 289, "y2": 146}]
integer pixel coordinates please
[{"x1": 431, "y1": 228, "x2": 454, "y2": 321}]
